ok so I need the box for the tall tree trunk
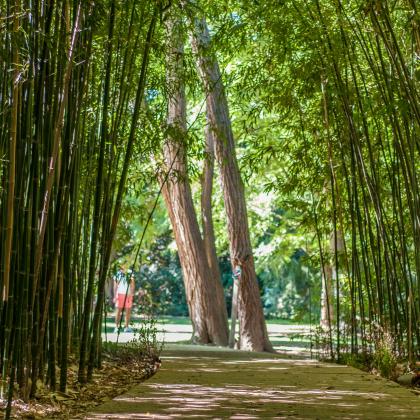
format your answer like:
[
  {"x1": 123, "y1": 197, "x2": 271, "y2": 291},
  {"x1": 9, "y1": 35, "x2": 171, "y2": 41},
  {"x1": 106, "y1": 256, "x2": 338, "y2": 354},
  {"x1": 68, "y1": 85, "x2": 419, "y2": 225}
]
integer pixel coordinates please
[
  {"x1": 320, "y1": 261, "x2": 333, "y2": 329},
  {"x1": 201, "y1": 120, "x2": 228, "y2": 320},
  {"x1": 161, "y1": 12, "x2": 228, "y2": 346},
  {"x1": 191, "y1": 17, "x2": 272, "y2": 352}
]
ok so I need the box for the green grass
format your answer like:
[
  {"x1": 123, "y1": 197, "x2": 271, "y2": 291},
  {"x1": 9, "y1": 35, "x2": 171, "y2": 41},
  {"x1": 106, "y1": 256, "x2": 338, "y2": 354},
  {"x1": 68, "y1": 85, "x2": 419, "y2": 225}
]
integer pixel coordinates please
[
  {"x1": 265, "y1": 318, "x2": 305, "y2": 325},
  {"x1": 104, "y1": 315, "x2": 191, "y2": 324},
  {"x1": 269, "y1": 340, "x2": 309, "y2": 348},
  {"x1": 102, "y1": 315, "x2": 305, "y2": 332},
  {"x1": 102, "y1": 315, "x2": 191, "y2": 334},
  {"x1": 155, "y1": 316, "x2": 192, "y2": 325},
  {"x1": 155, "y1": 316, "x2": 302, "y2": 325}
]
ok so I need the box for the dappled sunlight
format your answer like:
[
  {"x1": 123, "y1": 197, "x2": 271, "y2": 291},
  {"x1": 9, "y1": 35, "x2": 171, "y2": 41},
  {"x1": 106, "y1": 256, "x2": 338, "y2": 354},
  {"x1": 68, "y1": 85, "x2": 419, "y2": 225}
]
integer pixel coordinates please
[
  {"x1": 273, "y1": 347, "x2": 312, "y2": 357},
  {"x1": 88, "y1": 344, "x2": 420, "y2": 419},
  {"x1": 220, "y1": 357, "x2": 323, "y2": 365},
  {"x1": 164, "y1": 356, "x2": 220, "y2": 361},
  {"x1": 145, "y1": 383, "x2": 388, "y2": 400},
  {"x1": 180, "y1": 367, "x2": 224, "y2": 372},
  {"x1": 89, "y1": 379, "x2": 399, "y2": 418}
]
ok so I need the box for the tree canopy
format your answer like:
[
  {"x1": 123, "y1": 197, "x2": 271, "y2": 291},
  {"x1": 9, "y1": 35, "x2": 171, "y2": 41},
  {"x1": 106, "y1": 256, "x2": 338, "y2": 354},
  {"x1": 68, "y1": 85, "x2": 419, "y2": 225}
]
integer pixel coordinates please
[{"x1": 0, "y1": 0, "x2": 419, "y2": 415}]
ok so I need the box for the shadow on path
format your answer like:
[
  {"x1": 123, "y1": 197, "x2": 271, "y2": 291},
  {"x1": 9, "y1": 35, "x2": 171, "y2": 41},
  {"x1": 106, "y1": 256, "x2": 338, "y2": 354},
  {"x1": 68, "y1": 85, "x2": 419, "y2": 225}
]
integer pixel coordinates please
[{"x1": 87, "y1": 344, "x2": 420, "y2": 419}]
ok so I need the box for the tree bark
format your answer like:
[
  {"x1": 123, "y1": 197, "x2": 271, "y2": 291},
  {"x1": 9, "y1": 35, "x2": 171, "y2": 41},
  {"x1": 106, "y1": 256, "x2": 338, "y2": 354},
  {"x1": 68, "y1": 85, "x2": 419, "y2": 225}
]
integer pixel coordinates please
[
  {"x1": 191, "y1": 17, "x2": 272, "y2": 352},
  {"x1": 201, "y1": 120, "x2": 228, "y2": 321},
  {"x1": 320, "y1": 264, "x2": 334, "y2": 329},
  {"x1": 161, "y1": 12, "x2": 228, "y2": 346}
]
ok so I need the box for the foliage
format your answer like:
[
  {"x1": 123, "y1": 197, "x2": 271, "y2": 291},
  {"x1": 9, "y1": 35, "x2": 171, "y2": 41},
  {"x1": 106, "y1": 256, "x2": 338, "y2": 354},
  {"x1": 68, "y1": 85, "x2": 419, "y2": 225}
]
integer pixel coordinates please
[
  {"x1": 138, "y1": 239, "x2": 188, "y2": 317},
  {"x1": 371, "y1": 331, "x2": 398, "y2": 379},
  {"x1": 1, "y1": 0, "x2": 420, "y2": 408},
  {"x1": 0, "y1": 0, "x2": 160, "y2": 409},
  {"x1": 104, "y1": 318, "x2": 163, "y2": 369},
  {"x1": 201, "y1": 0, "x2": 420, "y2": 362},
  {"x1": 262, "y1": 252, "x2": 320, "y2": 321}
]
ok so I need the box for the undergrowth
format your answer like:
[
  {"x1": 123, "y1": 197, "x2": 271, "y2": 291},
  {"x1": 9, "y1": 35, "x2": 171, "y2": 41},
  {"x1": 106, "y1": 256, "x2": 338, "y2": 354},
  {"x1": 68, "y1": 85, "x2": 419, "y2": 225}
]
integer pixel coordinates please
[
  {"x1": 4, "y1": 318, "x2": 163, "y2": 419},
  {"x1": 310, "y1": 324, "x2": 417, "y2": 383}
]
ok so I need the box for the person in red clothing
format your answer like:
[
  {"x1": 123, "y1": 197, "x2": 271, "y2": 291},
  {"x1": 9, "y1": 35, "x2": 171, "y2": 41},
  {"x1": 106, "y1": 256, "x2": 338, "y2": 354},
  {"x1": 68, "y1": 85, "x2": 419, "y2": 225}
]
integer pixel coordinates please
[{"x1": 113, "y1": 263, "x2": 135, "y2": 333}]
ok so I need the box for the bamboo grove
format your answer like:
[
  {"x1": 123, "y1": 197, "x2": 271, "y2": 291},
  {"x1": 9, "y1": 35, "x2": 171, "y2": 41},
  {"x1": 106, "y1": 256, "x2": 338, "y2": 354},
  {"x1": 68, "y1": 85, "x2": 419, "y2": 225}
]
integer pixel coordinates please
[
  {"x1": 1, "y1": 0, "x2": 420, "y2": 415},
  {"x1": 223, "y1": 0, "x2": 420, "y2": 361},
  {"x1": 311, "y1": 0, "x2": 420, "y2": 362},
  {"x1": 0, "y1": 0, "x2": 160, "y2": 411}
]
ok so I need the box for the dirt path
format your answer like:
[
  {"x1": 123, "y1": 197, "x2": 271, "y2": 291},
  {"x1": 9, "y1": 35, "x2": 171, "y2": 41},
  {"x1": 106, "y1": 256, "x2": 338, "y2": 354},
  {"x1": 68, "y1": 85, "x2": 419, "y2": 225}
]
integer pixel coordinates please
[{"x1": 87, "y1": 344, "x2": 420, "y2": 419}]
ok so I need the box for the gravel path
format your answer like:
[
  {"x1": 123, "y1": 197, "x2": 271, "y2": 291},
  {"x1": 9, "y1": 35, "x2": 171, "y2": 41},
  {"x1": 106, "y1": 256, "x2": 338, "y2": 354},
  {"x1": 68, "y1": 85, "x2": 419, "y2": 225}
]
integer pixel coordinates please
[{"x1": 87, "y1": 343, "x2": 420, "y2": 419}]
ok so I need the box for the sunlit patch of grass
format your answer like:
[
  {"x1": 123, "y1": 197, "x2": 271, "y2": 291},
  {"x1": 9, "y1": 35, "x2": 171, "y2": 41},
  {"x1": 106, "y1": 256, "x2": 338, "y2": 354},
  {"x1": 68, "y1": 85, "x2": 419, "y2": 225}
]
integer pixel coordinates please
[{"x1": 266, "y1": 318, "x2": 303, "y2": 325}]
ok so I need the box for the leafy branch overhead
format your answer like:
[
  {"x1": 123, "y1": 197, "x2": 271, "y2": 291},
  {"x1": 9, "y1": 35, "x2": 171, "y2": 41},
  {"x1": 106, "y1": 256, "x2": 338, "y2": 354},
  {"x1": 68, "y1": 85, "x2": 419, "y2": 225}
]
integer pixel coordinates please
[{"x1": 1, "y1": 0, "x2": 420, "y2": 417}]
